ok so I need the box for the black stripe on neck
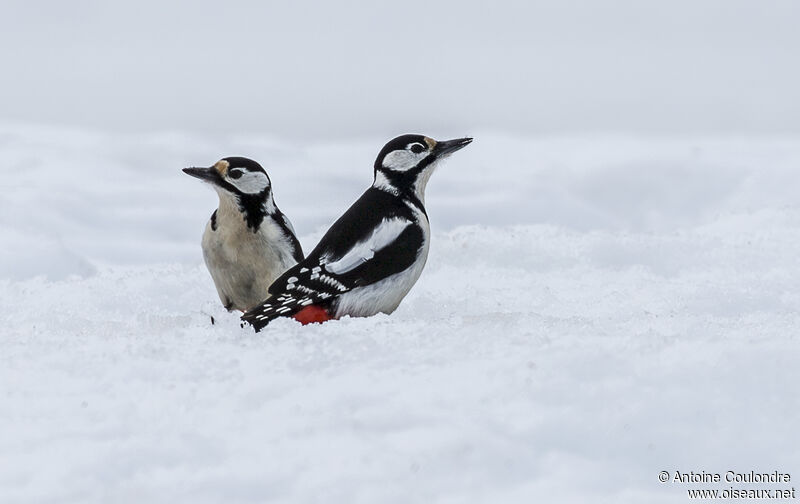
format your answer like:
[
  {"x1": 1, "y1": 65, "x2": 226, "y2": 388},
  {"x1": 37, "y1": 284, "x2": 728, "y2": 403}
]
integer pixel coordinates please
[
  {"x1": 237, "y1": 192, "x2": 269, "y2": 231},
  {"x1": 375, "y1": 165, "x2": 428, "y2": 217}
]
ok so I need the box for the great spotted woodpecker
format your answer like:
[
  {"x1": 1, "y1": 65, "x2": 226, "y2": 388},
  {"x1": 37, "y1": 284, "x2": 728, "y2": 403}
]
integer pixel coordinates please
[
  {"x1": 184, "y1": 157, "x2": 303, "y2": 312},
  {"x1": 241, "y1": 135, "x2": 472, "y2": 330}
]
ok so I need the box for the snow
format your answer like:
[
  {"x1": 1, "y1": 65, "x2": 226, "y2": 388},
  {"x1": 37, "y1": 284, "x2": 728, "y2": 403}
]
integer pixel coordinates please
[{"x1": 1, "y1": 125, "x2": 798, "y2": 503}]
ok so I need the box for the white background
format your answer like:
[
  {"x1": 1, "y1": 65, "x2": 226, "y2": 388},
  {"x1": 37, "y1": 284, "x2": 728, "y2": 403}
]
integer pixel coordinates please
[{"x1": 1, "y1": 0, "x2": 799, "y2": 137}]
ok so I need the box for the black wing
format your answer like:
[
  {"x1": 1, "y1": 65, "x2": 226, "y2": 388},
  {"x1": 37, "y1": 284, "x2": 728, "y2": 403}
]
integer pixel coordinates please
[
  {"x1": 275, "y1": 210, "x2": 304, "y2": 262},
  {"x1": 241, "y1": 188, "x2": 425, "y2": 330}
]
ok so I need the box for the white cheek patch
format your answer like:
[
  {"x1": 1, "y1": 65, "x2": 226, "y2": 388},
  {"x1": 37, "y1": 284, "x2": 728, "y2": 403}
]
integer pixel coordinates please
[
  {"x1": 230, "y1": 171, "x2": 270, "y2": 194},
  {"x1": 382, "y1": 150, "x2": 429, "y2": 172}
]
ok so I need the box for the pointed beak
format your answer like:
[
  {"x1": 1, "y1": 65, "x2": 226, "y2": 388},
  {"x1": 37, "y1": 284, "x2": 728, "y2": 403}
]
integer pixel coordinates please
[
  {"x1": 433, "y1": 137, "x2": 473, "y2": 158},
  {"x1": 182, "y1": 166, "x2": 223, "y2": 185}
]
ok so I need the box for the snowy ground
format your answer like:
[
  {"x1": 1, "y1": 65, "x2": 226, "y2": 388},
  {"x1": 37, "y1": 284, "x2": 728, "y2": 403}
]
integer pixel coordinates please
[{"x1": 1, "y1": 125, "x2": 798, "y2": 503}]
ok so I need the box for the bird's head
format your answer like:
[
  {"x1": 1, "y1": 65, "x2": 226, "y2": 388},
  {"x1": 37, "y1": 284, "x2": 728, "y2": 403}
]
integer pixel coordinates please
[
  {"x1": 373, "y1": 134, "x2": 472, "y2": 199},
  {"x1": 184, "y1": 156, "x2": 273, "y2": 201}
]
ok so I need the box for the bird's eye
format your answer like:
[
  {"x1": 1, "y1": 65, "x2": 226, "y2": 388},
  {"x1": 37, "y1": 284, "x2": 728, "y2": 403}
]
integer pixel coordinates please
[
  {"x1": 229, "y1": 169, "x2": 243, "y2": 179},
  {"x1": 409, "y1": 143, "x2": 425, "y2": 154}
]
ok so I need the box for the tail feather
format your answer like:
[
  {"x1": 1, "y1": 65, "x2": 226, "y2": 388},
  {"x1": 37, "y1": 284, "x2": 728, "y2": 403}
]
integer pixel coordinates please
[{"x1": 241, "y1": 292, "x2": 320, "y2": 331}]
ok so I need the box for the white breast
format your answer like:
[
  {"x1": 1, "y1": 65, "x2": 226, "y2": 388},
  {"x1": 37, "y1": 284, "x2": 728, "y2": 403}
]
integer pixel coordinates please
[{"x1": 202, "y1": 198, "x2": 298, "y2": 311}]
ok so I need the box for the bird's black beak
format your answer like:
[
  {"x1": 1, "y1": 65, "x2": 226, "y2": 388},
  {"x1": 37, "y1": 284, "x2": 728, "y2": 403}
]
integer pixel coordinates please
[
  {"x1": 433, "y1": 137, "x2": 473, "y2": 158},
  {"x1": 182, "y1": 166, "x2": 223, "y2": 186}
]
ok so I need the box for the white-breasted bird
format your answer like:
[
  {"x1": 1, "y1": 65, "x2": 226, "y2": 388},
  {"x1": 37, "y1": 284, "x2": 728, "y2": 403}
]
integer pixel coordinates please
[
  {"x1": 183, "y1": 157, "x2": 303, "y2": 312},
  {"x1": 241, "y1": 134, "x2": 472, "y2": 331}
]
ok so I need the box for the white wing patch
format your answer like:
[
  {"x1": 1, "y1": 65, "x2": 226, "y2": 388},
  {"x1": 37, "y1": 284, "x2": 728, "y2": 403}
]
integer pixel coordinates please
[{"x1": 324, "y1": 217, "x2": 411, "y2": 275}]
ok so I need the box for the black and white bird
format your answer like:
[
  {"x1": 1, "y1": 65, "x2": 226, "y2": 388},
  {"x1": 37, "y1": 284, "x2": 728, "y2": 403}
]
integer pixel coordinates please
[
  {"x1": 183, "y1": 157, "x2": 303, "y2": 312},
  {"x1": 241, "y1": 134, "x2": 472, "y2": 331}
]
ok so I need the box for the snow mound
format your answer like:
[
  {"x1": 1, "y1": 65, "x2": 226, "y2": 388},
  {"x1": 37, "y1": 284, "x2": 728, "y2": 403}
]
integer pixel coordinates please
[
  {"x1": 1, "y1": 127, "x2": 798, "y2": 503},
  {"x1": 0, "y1": 226, "x2": 95, "y2": 280}
]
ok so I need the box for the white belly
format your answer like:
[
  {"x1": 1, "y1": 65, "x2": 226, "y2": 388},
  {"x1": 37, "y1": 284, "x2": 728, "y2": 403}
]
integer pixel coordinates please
[{"x1": 202, "y1": 218, "x2": 297, "y2": 311}]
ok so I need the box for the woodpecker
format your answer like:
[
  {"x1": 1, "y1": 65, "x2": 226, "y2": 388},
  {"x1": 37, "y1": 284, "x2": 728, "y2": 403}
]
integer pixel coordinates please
[
  {"x1": 183, "y1": 157, "x2": 303, "y2": 312},
  {"x1": 241, "y1": 134, "x2": 472, "y2": 331}
]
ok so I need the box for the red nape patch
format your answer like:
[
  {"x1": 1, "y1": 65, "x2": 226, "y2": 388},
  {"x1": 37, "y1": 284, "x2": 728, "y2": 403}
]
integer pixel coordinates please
[{"x1": 293, "y1": 305, "x2": 333, "y2": 325}]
